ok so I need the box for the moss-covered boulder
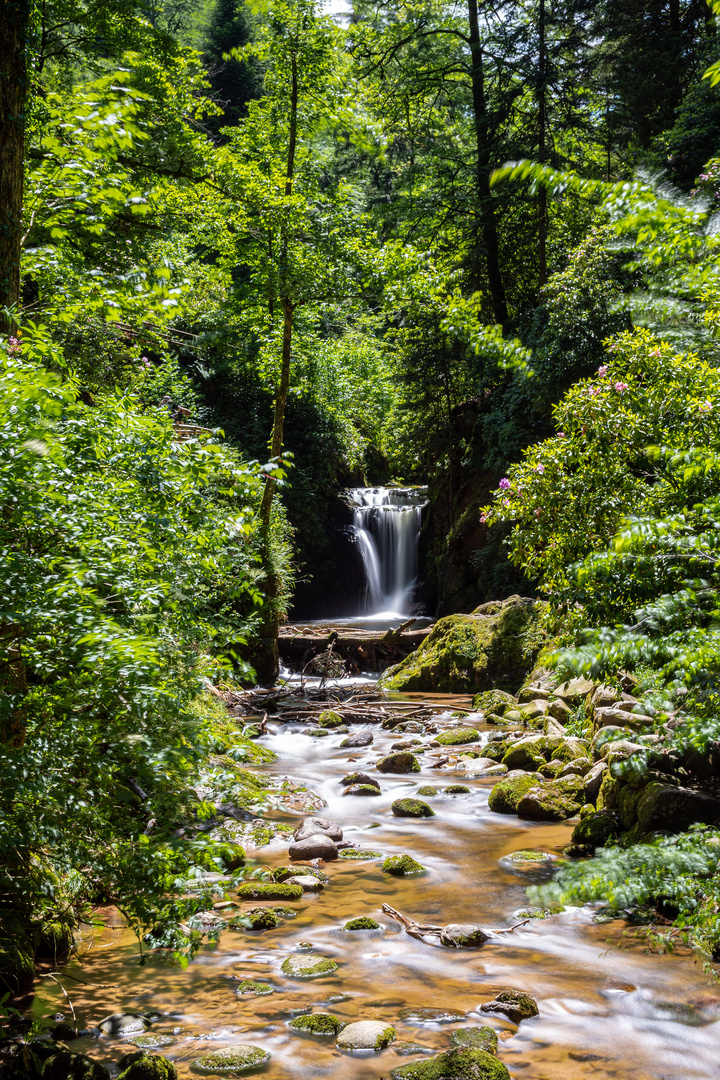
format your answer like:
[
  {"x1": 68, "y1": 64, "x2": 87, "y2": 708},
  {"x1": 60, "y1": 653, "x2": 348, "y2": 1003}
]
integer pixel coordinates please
[
  {"x1": 450, "y1": 1028, "x2": 498, "y2": 1054},
  {"x1": 273, "y1": 865, "x2": 329, "y2": 883},
  {"x1": 288, "y1": 1012, "x2": 343, "y2": 1036},
  {"x1": 191, "y1": 1046, "x2": 270, "y2": 1074},
  {"x1": 391, "y1": 1047, "x2": 510, "y2": 1079},
  {"x1": 635, "y1": 783, "x2": 720, "y2": 835},
  {"x1": 343, "y1": 784, "x2": 382, "y2": 797},
  {"x1": 487, "y1": 772, "x2": 543, "y2": 814},
  {"x1": 480, "y1": 989, "x2": 538, "y2": 1024},
  {"x1": 339, "y1": 849, "x2": 383, "y2": 859},
  {"x1": 392, "y1": 798, "x2": 435, "y2": 818},
  {"x1": 340, "y1": 772, "x2": 379, "y2": 788},
  {"x1": 303, "y1": 728, "x2": 330, "y2": 737},
  {"x1": 229, "y1": 908, "x2": 280, "y2": 931},
  {"x1": 444, "y1": 785, "x2": 471, "y2": 794},
  {"x1": 439, "y1": 924, "x2": 490, "y2": 948},
  {"x1": 382, "y1": 854, "x2": 427, "y2": 876},
  {"x1": 417, "y1": 786, "x2": 439, "y2": 796},
  {"x1": 377, "y1": 752, "x2": 421, "y2": 774},
  {"x1": 379, "y1": 596, "x2": 538, "y2": 694},
  {"x1": 501, "y1": 741, "x2": 545, "y2": 772},
  {"x1": 280, "y1": 954, "x2": 338, "y2": 978},
  {"x1": 517, "y1": 776, "x2": 585, "y2": 821},
  {"x1": 236, "y1": 883, "x2": 302, "y2": 901},
  {"x1": 472, "y1": 690, "x2": 516, "y2": 715},
  {"x1": 482, "y1": 739, "x2": 509, "y2": 762},
  {"x1": 571, "y1": 810, "x2": 621, "y2": 851},
  {"x1": 130, "y1": 1037, "x2": 175, "y2": 1051},
  {"x1": 336, "y1": 1021, "x2": 396, "y2": 1051},
  {"x1": 41, "y1": 1053, "x2": 110, "y2": 1080},
  {"x1": 236, "y1": 980, "x2": 274, "y2": 995},
  {"x1": 344, "y1": 916, "x2": 381, "y2": 930},
  {"x1": 434, "y1": 728, "x2": 480, "y2": 746},
  {"x1": 117, "y1": 1056, "x2": 178, "y2": 1080},
  {"x1": 317, "y1": 710, "x2": 344, "y2": 728},
  {"x1": 550, "y1": 739, "x2": 590, "y2": 763}
]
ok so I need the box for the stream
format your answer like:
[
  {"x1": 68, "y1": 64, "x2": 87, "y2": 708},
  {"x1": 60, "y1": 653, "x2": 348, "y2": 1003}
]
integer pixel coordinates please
[{"x1": 33, "y1": 700, "x2": 720, "y2": 1080}]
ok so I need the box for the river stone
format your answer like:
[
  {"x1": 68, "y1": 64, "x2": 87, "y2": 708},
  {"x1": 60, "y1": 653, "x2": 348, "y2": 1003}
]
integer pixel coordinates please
[
  {"x1": 340, "y1": 772, "x2": 379, "y2": 788},
  {"x1": 274, "y1": 864, "x2": 328, "y2": 883},
  {"x1": 473, "y1": 689, "x2": 517, "y2": 714},
  {"x1": 229, "y1": 907, "x2": 281, "y2": 930},
  {"x1": 377, "y1": 752, "x2": 422, "y2": 774},
  {"x1": 391, "y1": 798, "x2": 435, "y2": 818},
  {"x1": 129, "y1": 1035, "x2": 176, "y2": 1050},
  {"x1": 317, "y1": 710, "x2": 344, "y2": 728},
  {"x1": 383, "y1": 854, "x2": 427, "y2": 875},
  {"x1": 117, "y1": 1056, "x2": 177, "y2": 1080},
  {"x1": 191, "y1": 1045, "x2": 270, "y2": 1074},
  {"x1": 281, "y1": 954, "x2": 338, "y2": 978},
  {"x1": 450, "y1": 1027, "x2": 498, "y2": 1054},
  {"x1": 480, "y1": 989, "x2": 539, "y2": 1023},
  {"x1": 434, "y1": 728, "x2": 480, "y2": 746},
  {"x1": 547, "y1": 698, "x2": 573, "y2": 721},
  {"x1": 41, "y1": 1053, "x2": 111, "y2": 1080},
  {"x1": 440, "y1": 924, "x2": 490, "y2": 948},
  {"x1": 340, "y1": 730, "x2": 374, "y2": 747},
  {"x1": 554, "y1": 677, "x2": 595, "y2": 702},
  {"x1": 344, "y1": 916, "x2": 381, "y2": 930},
  {"x1": 236, "y1": 980, "x2": 274, "y2": 995},
  {"x1": 461, "y1": 757, "x2": 502, "y2": 775},
  {"x1": 502, "y1": 739, "x2": 546, "y2": 772},
  {"x1": 288, "y1": 1012, "x2": 343, "y2": 1036},
  {"x1": 98, "y1": 1013, "x2": 150, "y2": 1037},
  {"x1": 293, "y1": 817, "x2": 343, "y2": 842},
  {"x1": 285, "y1": 875, "x2": 325, "y2": 892},
  {"x1": 236, "y1": 882, "x2": 303, "y2": 901},
  {"x1": 503, "y1": 849, "x2": 555, "y2": 869},
  {"x1": 571, "y1": 810, "x2": 620, "y2": 850},
  {"x1": 487, "y1": 772, "x2": 544, "y2": 814},
  {"x1": 288, "y1": 835, "x2": 339, "y2": 861},
  {"x1": 343, "y1": 784, "x2": 382, "y2": 797},
  {"x1": 417, "y1": 785, "x2": 439, "y2": 796},
  {"x1": 584, "y1": 761, "x2": 607, "y2": 802},
  {"x1": 339, "y1": 849, "x2": 383, "y2": 859},
  {"x1": 391, "y1": 1047, "x2": 510, "y2": 1079},
  {"x1": 399, "y1": 1006, "x2": 465, "y2": 1024},
  {"x1": 517, "y1": 776, "x2": 585, "y2": 821},
  {"x1": 444, "y1": 785, "x2": 471, "y2": 794},
  {"x1": 336, "y1": 1021, "x2": 396, "y2": 1051}
]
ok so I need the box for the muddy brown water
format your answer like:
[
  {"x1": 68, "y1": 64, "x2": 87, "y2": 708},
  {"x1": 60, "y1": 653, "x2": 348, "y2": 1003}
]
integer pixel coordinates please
[{"x1": 35, "y1": 704, "x2": 720, "y2": 1079}]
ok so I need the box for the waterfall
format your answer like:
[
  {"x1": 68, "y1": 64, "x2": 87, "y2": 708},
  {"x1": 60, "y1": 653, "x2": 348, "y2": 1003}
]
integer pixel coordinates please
[{"x1": 348, "y1": 487, "x2": 427, "y2": 617}]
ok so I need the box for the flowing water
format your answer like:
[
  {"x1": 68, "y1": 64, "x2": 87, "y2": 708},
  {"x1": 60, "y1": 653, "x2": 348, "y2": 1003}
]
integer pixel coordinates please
[
  {"x1": 37, "y1": 711, "x2": 720, "y2": 1080},
  {"x1": 348, "y1": 488, "x2": 427, "y2": 618}
]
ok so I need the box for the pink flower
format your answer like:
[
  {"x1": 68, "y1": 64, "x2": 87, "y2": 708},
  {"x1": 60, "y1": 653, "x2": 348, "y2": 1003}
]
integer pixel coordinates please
[
  {"x1": 502, "y1": 498, "x2": 510, "y2": 508},
  {"x1": 598, "y1": 365, "x2": 608, "y2": 377},
  {"x1": 534, "y1": 464, "x2": 545, "y2": 473},
  {"x1": 499, "y1": 478, "x2": 511, "y2": 490},
  {"x1": 699, "y1": 400, "x2": 713, "y2": 414},
  {"x1": 534, "y1": 508, "x2": 541, "y2": 519},
  {"x1": 480, "y1": 512, "x2": 489, "y2": 523},
  {"x1": 614, "y1": 381, "x2": 629, "y2": 393},
  {"x1": 557, "y1": 432, "x2": 566, "y2": 439},
  {"x1": 7, "y1": 336, "x2": 20, "y2": 356}
]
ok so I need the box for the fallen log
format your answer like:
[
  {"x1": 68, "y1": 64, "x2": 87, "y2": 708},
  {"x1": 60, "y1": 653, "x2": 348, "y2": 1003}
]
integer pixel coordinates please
[{"x1": 381, "y1": 904, "x2": 530, "y2": 947}]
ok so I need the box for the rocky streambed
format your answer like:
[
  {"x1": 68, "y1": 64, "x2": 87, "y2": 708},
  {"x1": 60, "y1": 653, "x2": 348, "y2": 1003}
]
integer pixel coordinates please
[{"x1": 28, "y1": 687, "x2": 720, "y2": 1080}]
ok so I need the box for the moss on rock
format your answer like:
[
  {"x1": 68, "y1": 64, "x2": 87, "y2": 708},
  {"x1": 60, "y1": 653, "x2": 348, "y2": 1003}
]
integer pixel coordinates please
[
  {"x1": 236, "y1": 883, "x2": 302, "y2": 901},
  {"x1": 117, "y1": 1057, "x2": 178, "y2": 1080},
  {"x1": 344, "y1": 917, "x2": 381, "y2": 930},
  {"x1": 340, "y1": 772, "x2": 379, "y2": 788},
  {"x1": 191, "y1": 1046, "x2": 270, "y2": 1074},
  {"x1": 435, "y1": 729, "x2": 480, "y2": 746},
  {"x1": 41, "y1": 1053, "x2": 111, "y2": 1080},
  {"x1": 487, "y1": 773, "x2": 541, "y2": 814},
  {"x1": 377, "y1": 752, "x2": 422, "y2": 774},
  {"x1": 382, "y1": 854, "x2": 427, "y2": 876},
  {"x1": 338, "y1": 850, "x2": 383, "y2": 859},
  {"x1": 480, "y1": 989, "x2": 538, "y2": 1024},
  {"x1": 236, "y1": 980, "x2": 274, "y2": 995},
  {"x1": 417, "y1": 786, "x2": 439, "y2": 796},
  {"x1": 392, "y1": 798, "x2": 435, "y2": 818},
  {"x1": 571, "y1": 810, "x2": 620, "y2": 850},
  {"x1": 288, "y1": 1012, "x2": 343, "y2": 1036},
  {"x1": 444, "y1": 785, "x2": 471, "y2": 794},
  {"x1": 317, "y1": 711, "x2": 344, "y2": 729},
  {"x1": 344, "y1": 784, "x2": 383, "y2": 796},
  {"x1": 390, "y1": 1047, "x2": 510, "y2": 1079},
  {"x1": 280, "y1": 954, "x2": 338, "y2": 978},
  {"x1": 450, "y1": 1028, "x2": 498, "y2": 1054},
  {"x1": 472, "y1": 690, "x2": 516, "y2": 715},
  {"x1": 379, "y1": 597, "x2": 538, "y2": 695},
  {"x1": 517, "y1": 777, "x2": 584, "y2": 821},
  {"x1": 229, "y1": 908, "x2": 280, "y2": 931}
]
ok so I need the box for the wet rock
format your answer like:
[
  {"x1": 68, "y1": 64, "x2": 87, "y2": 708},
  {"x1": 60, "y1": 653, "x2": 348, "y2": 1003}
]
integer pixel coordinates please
[
  {"x1": 399, "y1": 1006, "x2": 465, "y2": 1024},
  {"x1": 343, "y1": 784, "x2": 382, "y2": 797},
  {"x1": 191, "y1": 1045, "x2": 270, "y2": 1074},
  {"x1": 417, "y1": 785, "x2": 439, "y2": 796},
  {"x1": 518, "y1": 685, "x2": 550, "y2": 703},
  {"x1": 460, "y1": 758, "x2": 504, "y2": 775},
  {"x1": 288, "y1": 1012, "x2": 343, "y2": 1036},
  {"x1": 480, "y1": 989, "x2": 539, "y2": 1023},
  {"x1": 303, "y1": 728, "x2": 330, "y2": 737},
  {"x1": 285, "y1": 875, "x2": 325, "y2": 893},
  {"x1": 487, "y1": 772, "x2": 544, "y2": 814},
  {"x1": 480, "y1": 764, "x2": 508, "y2": 776},
  {"x1": 517, "y1": 776, "x2": 585, "y2": 821},
  {"x1": 129, "y1": 1036, "x2": 175, "y2": 1050},
  {"x1": 584, "y1": 761, "x2": 607, "y2": 802},
  {"x1": 391, "y1": 798, "x2": 435, "y2": 818},
  {"x1": 317, "y1": 710, "x2": 344, "y2": 728},
  {"x1": 444, "y1": 785, "x2": 471, "y2": 794},
  {"x1": 550, "y1": 738, "x2": 590, "y2": 763},
  {"x1": 338, "y1": 849, "x2": 383, "y2": 859},
  {"x1": 236, "y1": 980, "x2": 274, "y2": 995},
  {"x1": 52, "y1": 1023, "x2": 78, "y2": 1042},
  {"x1": 501, "y1": 739, "x2": 545, "y2": 772},
  {"x1": 391, "y1": 1047, "x2": 510, "y2": 1079},
  {"x1": 473, "y1": 689, "x2": 517, "y2": 714},
  {"x1": 434, "y1": 728, "x2": 480, "y2": 746},
  {"x1": 280, "y1": 954, "x2": 338, "y2": 978},
  {"x1": 340, "y1": 730, "x2": 374, "y2": 748},
  {"x1": 98, "y1": 1014, "x2": 150, "y2": 1037},
  {"x1": 440, "y1": 924, "x2": 490, "y2": 948},
  {"x1": 344, "y1": 917, "x2": 381, "y2": 930},
  {"x1": 636, "y1": 783, "x2": 720, "y2": 834},
  {"x1": 502, "y1": 849, "x2": 555, "y2": 870},
  {"x1": 229, "y1": 907, "x2": 281, "y2": 930},
  {"x1": 379, "y1": 596, "x2": 538, "y2": 694},
  {"x1": 340, "y1": 772, "x2": 379, "y2": 788},
  {"x1": 117, "y1": 1056, "x2": 177, "y2": 1080},
  {"x1": 293, "y1": 818, "x2": 343, "y2": 842},
  {"x1": 187, "y1": 911, "x2": 227, "y2": 933},
  {"x1": 559, "y1": 757, "x2": 592, "y2": 777},
  {"x1": 519, "y1": 700, "x2": 549, "y2": 721},
  {"x1": 450, "y1": 1027, "x2": 498, "y2": 1054},
  {"x1": 336, "y1": 1020, "x2": 396, "y2": 1051},
  {"x1": 571, "y1": 810, "x2": 620, "y2": 851},
  {"x1": 382, "y1": 854, "x2": 427, "y2": 876},
  {"x1": 41, "y1": 1052, "x2": 111, "y2": 1080},
  {"x1": 377, "y1": 752, "x2": 422, "y2": 774},
  {"x1": 288, "y1": 835, "x2": 339, "y2": 861},
  {"x1": 236, "y1": 882, "x2": 303, "y2": 901},
  {"x1": 539, "y1": 760, "x2": 565, "y2": 779},
  {"x1": 392, "y1": 739, "x2": 424, "y2": 750},
  {"x1": 274, "y1": 864, "x2": 328, "y2": 883}
]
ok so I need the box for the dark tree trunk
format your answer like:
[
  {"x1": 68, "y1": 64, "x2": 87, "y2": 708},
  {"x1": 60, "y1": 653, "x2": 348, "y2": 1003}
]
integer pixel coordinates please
[
  {"x1": 0, "y1": 0, "x2": 31, "y2": 326},
  {"x1": 537, "y1": 0, "x2": 547, "y2": 288}
]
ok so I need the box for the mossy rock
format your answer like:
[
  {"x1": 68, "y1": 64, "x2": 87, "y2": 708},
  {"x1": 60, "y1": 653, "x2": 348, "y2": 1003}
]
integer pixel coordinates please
[
  {"x1": 417, "y1": 786, "x2": 439, "y2": 796},
  {"x1": 392, "y1": 798, "x2": 435, "y2": 818},
  {"x1": 274, "y1": 865, "x2": 328, "y2": 884},
  {"x1": 482, "y1": 739, "x2": 509, "y2": 763},
  {"x1": 191, "y1": 1046, "x2": 270, "y2": 1074},
  {"x1": 503, "y1": 849, "x2": 555, "y2": 867},
  {"x1": 280, "y1": 954, "x2": 338, "y2": 978},
  {"x1": 379, "y1": 596, "x2": 537, "y2": 694},
  {"x1": 550, "y1": 740, "x2": 590, "y2": 763},
  {"x1": 117, "y1": 1057, "x2": 178, "y2": 1080},
  {"x1": 501, "y1": 743, "x2": 545, "y2": 772},
  {"x1": 399, "y1": 1006, "x2": 464, "y2": 1023},
  {"x1": 472, "y1": 690, "x2": 516, "y2": 715},
  {"x1": 377, "y1": 752, "x2": 422, "y2": 774},
  {"x1": 344, "y1": 784, "x2": 383, "y2": 796},
  {"x1": 340, "y1": 772, "x2": 379, "y2": 788},
  {"x1": 480, "y1": 989, "x2": 539, "y2": 1024},
  {"x1": 450, "y1": 1027, "x2": 498, "y2": 1054},
  {"x1": 236, "y1": 980, "x2": 274, "y2": 995},
  {"x1": 391, "y1": 1047, "x2": 510, "y2": 1079},
  {"x1": 344, "y1": 916, "x2": 381, "y2": 930},
  {"x1": 539, "y1": 760, "x2": 565, "y2": 779},
  {"x1": 435, "y1": 728, "x2": 480, "y2": 746},
  {"x1": 229, "y1": 908, "x2": 280, "y2": 931},
  {"x1": 338, "y1": 849, "x2": 382, "y2": 859},
  {"x1": 130, "y1": 1036, "x2": 176, "y2": 1050},
  {"x1": 303, "y1": 728, "x2": 330, "y2": 737},
  {"x1": 517, "y1": 777, "x2": 585, "y2": 822},
  {"x1": 571, "y1": 810, "x2": 620, "y2": 850},
  {"x1": 41, "y1": 1053, "x2": 111, "y2": 1080},
  {"x1": 382, "y1": 854, "x2": 427, "y2": 876},
  {"x1": 288, "y1": 1012, "x2": 343, "y2": 1036},
  {"x1": 317, "y1": 710, "x2": 344, "y2": 729},
  {"x1": 444, "y1": 785, "x2": 471, "y2": 794},
  {"x1": 237, "y1": 882, "x2": 302, "y2": 901},
  {"x1": 487, "y1": 773, "x2": 541, "y2": 814}
]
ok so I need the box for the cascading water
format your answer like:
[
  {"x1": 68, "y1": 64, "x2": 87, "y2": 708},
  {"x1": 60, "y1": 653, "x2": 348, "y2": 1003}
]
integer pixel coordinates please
[{"x1": 348, "y1": 487, "x2": 427, "y2": 617}]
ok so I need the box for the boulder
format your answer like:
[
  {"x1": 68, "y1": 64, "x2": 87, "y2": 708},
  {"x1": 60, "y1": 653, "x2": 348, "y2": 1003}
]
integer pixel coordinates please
[
  {"x1": 554, "y1": 677, "x2": 595, "y2": 703},
  {"x1": 517, "y1": 776, "x2": 585, "y2": 821},
  {"x1": 547, "y1": 698, "x2": 573, "y2": 721},
  {"x1": 229, "y1": 907, "x2": 281, "y2": 931},
  {"x1": 382, "y1": 854, "x2": 427, "y2": 875},
  {"x1": 191, "y1": 1046, "x2": 270, "y2": 1074},
  {"x1": 584, "y1": 761, "x2": 607, "y2": 802},
  {"x1": 391, "y1": 1047, "x2": 510, "y2": 1079},
  {"x1": 377, "y1": 752, "x2": 422, "y2": 774},
  {"x1": 340, "y1": 730, "x2": 374, "y2": 748},
  {"x1": 440, "y1": 924, "x2": 490, "y2": 948},
  {"x1": 434, "y1": 728, "x2": 480, "y2": 746},
  {"x1": 337, "y1": 1021, "x2": 396, "y2": 1051},
  {"x1": 571, "y1": 810, "x2": 620, "y2": 851},
  {"x1": 344, "y1": 916, "x2": 381, "y2": 930},
  {"x1": 280, "y1": 954, "x2": 338, "y2": 978},
  {"x1": 517, "y1": 686, "x2": 550, "y2": 703},
  {"x1": 545, "y1": 717, "x2": 568, "y2": 736},
  {"x1": 459, "y1": 757, "x2": 502, "y2": 775},
  {"x1": 237, "y1": 882, "x2": 303, "y2": 901},
  {"x1": 343, "y1": 784, "x2": 382, "y2": 797},
  {"x1": 274, "y1": 864, "x2": 328, "y2": 883},
  {"x1": 288, "y1": 835, "x2": 338, "y2": 861},
  {"x1": 340, "y1": 772, "x2": 379, "y2": 788},
  {"x1": 473, "y1": 690, "x2": 517, "y2": 714},
  {"x1": 636, "y1": 783, "x2": 720, "y2": 835},
  {"x1": 502, "y1": 738, "x2": 546, "y2": 772},
  {"x1": 480, "y1": 989, "x2": 539, "y2": 1023},
  {"x1": 293, "y1": 818, "x2": 343, "y2": 842},
  {"x1": 284, "y1": 875, "x2": 325, "y2": 893},
  {"x1": 520, "y1": 699, "x2": 549, "y2": 721},
  {"x1": 450, "y1": 1028, "x2": 498, "y2": 1054},
  {"x1": 317, "y1": 710, "x2": 344, "y2": 728},
  {"x1": 487, "y1": 772, "x2": 544, "y2": 814},
  {"x1": 379, "y1": 596, "x2": 538, "y2": 694},
  {"x1": 391, "y1": 798, "x2": 435, "y2": 818},
  {"x1": 41, "y1": 1053, "x2": 111, "y2": 1080},
  {"x1": 117, "y1": 1056, "x2": 177, "y2": 1080},
  {"x1": 595, "y1": 707, "x2": 653, "y2": 730},
  {"x1": 236, "y1": 980, "x2": 273, "y2": 995},
  {"x1": 98, "y1": 1014, "x2": 150, "y2": 1037},
  {"x1": 288, "y1": 1012, "x2": 343, "y2": 1036}
]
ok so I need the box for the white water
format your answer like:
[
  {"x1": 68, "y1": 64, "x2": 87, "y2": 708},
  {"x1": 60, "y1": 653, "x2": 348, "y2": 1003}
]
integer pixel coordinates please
[{"x1": 348, "y1": 487, "x2": 427, "y2": 618}]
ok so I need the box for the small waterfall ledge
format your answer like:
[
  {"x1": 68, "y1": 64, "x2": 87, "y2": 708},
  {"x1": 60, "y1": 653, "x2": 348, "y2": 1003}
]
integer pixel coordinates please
[{"x1": 348, "y1": 486, "x2": 428, "y2": 618}]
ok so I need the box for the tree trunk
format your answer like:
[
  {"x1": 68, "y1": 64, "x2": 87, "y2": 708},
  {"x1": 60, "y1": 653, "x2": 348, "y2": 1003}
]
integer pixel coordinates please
[
  {"x1": 0, "y1": 0, "x2": 31, "y2": 326},
  {"x1": 467, "y1": 0, "x2": 508, "y2": 326},
  {"x1": 537, "y1": 0, "x2": 547, "y2": 288}
]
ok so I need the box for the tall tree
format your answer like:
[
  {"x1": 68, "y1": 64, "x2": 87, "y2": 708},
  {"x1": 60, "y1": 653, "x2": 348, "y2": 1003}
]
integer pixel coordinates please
[{"x1": 0, "y1": 0, "x2": 31, "y2": 321}]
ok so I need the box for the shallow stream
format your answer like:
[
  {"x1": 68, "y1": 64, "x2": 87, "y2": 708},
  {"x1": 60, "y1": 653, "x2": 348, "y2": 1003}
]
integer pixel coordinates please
[{"x1": 35, "y1": 705, "x2": 720, "y2": 1079}]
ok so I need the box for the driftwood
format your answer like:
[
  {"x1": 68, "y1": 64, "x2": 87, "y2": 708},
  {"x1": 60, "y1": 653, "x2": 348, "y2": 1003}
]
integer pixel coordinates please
[{"x1": 381, "y1": 904, "x2": 530, "y2": 946}]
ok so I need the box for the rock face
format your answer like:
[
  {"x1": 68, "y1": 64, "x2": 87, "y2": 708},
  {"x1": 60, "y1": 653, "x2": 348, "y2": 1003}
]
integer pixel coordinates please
[
  {"x1": 487, "y1": 772, "x2": 544, "y2": 814},
  {"x1": 336, "y1": 1020, "x2": 396, "y2": 1051},
  {"x1": 288, "y1": 834, "x2": 339, "y2": 861},
  {"x1": 391, "y1": 798, "x2": 435, "y2": 818},
  {"x1": 340, "y1": 730, "x2": 374, "y2": 747},
  {"x1": 191, "y1": 1045, "x2": 270, "y2": 1074},
  {"x1": 379, "y1": 596, "x2": 538, "y2": 694},
  {"x1": 480, "y1": 989, "x2": 539, "y2": 1023},
  {"x1": 293, "y1": 818, "x2": 343, "y2": 842},
  {"x1": 391, "y1": 1047, "x2": 510, "y2": 1079},
  {"x1": 440, "y1": 924, "x2": 490, "y2": 948},
  {"x1": 377, "y1": 752, "x2": 422, "y2": 774}
]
